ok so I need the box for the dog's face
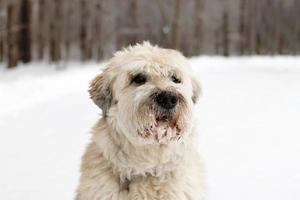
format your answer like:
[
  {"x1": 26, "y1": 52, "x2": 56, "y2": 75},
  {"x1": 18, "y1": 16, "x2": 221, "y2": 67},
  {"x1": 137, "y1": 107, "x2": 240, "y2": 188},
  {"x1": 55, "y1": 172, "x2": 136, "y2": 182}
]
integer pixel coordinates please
[{"x1": 89, "y1": 43, "x2": 201, "y2": 145}]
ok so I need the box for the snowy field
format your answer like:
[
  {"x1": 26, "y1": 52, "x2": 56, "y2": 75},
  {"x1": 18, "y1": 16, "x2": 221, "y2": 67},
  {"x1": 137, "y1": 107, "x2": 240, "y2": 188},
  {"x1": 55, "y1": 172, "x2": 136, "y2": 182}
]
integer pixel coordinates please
[{"x1": 0, "y1": 57, "x2": 300, "y2": 200}]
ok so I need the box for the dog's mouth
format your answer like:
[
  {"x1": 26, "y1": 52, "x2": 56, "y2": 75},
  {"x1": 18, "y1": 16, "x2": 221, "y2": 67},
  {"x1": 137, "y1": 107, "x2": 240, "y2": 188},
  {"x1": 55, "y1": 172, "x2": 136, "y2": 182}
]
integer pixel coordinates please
[
  {"x1": 155, "y1": 112, "x2": 173, "y2": 123},
  {"x1": 137, "y1": 110, "x2": 183, "y2": 144},
  {"x1": 156, "y1": 115, "x2": 168, "y2": 122}
]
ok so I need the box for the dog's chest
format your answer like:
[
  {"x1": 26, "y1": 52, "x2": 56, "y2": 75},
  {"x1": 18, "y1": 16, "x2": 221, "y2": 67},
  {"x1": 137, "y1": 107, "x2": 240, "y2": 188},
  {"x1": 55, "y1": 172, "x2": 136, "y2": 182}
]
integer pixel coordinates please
[{"x1": 126, "y1": 174, "x2": 193, "y2": 200}]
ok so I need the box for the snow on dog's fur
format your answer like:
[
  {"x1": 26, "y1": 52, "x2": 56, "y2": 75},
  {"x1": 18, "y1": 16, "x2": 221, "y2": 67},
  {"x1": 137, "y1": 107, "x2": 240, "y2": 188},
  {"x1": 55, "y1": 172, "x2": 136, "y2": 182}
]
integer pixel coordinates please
[{"x1": 76, "y1": 42, "x2": 205, "y2": 200}]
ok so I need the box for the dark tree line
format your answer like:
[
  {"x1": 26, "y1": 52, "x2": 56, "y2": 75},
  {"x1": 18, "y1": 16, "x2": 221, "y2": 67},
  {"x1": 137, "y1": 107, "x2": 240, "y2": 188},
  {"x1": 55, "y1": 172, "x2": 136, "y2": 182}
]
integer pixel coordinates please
[
  {"x1": 2, "y1": 0, "x2": 32, "y2": 68},
  {"x1": 0, "y1": 0, "x2": 299, "y2": 68},
  {"x1": 236, "y1": 0, "x2": 300, "y2": 55}
]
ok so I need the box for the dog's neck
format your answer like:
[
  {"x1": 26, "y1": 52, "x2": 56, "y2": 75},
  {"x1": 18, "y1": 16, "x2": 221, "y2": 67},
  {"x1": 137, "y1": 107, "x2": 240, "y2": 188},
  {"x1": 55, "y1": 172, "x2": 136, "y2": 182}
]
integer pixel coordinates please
[{"x1": 92, "y1": 118, "x2": 193, "y2": 181}]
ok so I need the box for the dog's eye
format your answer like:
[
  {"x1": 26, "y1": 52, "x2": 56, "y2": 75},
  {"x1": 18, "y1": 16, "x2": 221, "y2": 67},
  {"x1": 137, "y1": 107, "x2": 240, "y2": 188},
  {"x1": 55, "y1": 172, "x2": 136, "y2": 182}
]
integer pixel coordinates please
[
  {"x1": 171, "y1": 75, "x2": 181, "y2": 84},
  {"x1": 132, "y1": 74, "x2": 147, "y2": 85}
]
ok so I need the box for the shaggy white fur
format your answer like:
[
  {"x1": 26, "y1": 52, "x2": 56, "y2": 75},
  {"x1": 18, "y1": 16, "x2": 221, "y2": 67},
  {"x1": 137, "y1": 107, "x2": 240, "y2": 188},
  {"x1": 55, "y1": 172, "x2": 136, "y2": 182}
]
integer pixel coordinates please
[{"x1": 76, "y1": 42, "x2": 205, "y2": 200}]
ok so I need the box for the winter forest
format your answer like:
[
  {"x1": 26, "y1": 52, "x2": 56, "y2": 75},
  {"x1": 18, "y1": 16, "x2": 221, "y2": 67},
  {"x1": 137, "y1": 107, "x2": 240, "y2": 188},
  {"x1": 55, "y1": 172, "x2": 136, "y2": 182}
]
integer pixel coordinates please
[{"x1": 0, "y1": 0, "x2": 299, "y2": 68}]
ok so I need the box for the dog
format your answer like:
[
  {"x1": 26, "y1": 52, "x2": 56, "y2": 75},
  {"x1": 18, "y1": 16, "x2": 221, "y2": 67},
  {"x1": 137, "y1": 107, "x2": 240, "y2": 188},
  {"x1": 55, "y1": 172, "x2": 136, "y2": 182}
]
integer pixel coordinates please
[{"x1": 76, "y1": 42, "x2": 205, "y2": 200}]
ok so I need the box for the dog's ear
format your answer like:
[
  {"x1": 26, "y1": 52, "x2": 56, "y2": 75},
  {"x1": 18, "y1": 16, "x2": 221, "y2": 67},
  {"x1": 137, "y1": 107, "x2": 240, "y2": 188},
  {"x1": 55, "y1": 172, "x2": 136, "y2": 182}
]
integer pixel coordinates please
[
  {"x1": 191, "y1": 77, "x2": 202, "y2": 104},
  {"x1": 89, "y1": 70, "x2": 113, "y2": 117}
]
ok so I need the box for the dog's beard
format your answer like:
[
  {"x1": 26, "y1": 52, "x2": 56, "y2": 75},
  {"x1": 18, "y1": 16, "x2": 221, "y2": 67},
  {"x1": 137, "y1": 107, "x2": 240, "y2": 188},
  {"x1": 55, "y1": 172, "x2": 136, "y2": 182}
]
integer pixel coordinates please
[{"x1": 135, "y1": 97, "x2": 191, "y2": 144}]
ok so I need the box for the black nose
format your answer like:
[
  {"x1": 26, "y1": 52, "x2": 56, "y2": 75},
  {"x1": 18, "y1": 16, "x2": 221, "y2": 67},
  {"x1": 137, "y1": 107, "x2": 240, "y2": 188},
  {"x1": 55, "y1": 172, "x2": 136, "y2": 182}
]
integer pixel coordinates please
[{"x1": 155, "y1": 91, "x2": 178, "y2": 109}]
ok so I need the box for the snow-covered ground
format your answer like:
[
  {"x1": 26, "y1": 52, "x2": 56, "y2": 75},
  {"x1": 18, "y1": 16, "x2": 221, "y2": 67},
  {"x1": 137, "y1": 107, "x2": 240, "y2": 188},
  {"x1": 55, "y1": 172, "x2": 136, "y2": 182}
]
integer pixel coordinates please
[{"x1": 0, "y1": 57, "x2": 300, "y2": 200}]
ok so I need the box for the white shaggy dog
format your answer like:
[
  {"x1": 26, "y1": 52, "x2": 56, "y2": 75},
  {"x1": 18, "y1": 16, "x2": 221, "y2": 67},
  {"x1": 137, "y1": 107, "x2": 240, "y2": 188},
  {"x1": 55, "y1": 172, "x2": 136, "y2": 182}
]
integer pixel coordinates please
[{"x1": 76, "y1": 42, "x2": 205, "y2": 200}]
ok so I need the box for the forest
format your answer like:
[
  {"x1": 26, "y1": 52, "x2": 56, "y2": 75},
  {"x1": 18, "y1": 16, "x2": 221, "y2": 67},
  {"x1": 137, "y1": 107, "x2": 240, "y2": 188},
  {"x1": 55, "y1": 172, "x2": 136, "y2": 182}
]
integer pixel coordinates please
[{"x1": 0, "y1": 0, "x2": 299, "y2": 68}]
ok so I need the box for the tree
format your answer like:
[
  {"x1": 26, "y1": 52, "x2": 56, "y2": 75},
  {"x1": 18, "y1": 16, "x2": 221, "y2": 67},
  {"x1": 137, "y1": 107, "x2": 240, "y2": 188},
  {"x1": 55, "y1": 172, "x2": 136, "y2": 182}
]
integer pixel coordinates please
[
  {"x1": 254, "y1": 0, "x2": 262, "y2": 54},
  {"x1": 214, "y1": 28, "x2": 221, "y2": 55},
  {"x1": 63, "y1": 0, "x2": 72, "y2": 60},
  {"x1": 238, "y1": 0, "x2": 246, "y2": 54},
  {"x1": 222, "y1": 8, "x2": 229, "y2": 56},
  {"x1": 0, "y1": 32, "x2": 3, "y2": 62},
  {"x1": 0, "y1": 0, "x2": 6, "y2": 61},
  {"x1": 18, "y1": 0, "x2": 31, "y2": 63},
  {"x1": 7, "y1": 2, "x2": 19, "y2": 68},
  {"x1": 80, "y1": 0, "x2": 92, "y2": 61},
  {"x1": 297, "y1": 0, "x2": 300, "y2": 53},
  {"x1": 94, "y1": 0, "x2": 103, "y2": 61},
  {"x1": 0, "y1": 10, "x2": 4, "y2": 62},
  {"x1": 49, "y1": 0, "x2": 62, "y2": 62},
  {"x1": 37, "y1": 0, "x2": 45, "y2": 60},
  {"x1": 193, "y1": 0, "x2": 204, "y2": 54},
  {"x1": 1, "y1": 0, "x2": 300, "y2": 68},
  {"x1": 171, "y1": 0, "x2": 182, "y2": 49}
]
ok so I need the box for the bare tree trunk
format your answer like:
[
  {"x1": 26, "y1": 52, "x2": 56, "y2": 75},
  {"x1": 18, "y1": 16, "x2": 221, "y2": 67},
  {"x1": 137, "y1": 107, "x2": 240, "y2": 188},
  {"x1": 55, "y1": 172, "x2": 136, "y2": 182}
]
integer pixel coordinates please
[
  {"x1": 0, "y1": 0, "x2": 3, "y2": 62},
  {"x1": 80, "y1": 0, "x2": 90, "y2": 61},
  {"x1": 194, "y1": 0, "x2": 203, "y2": 54},
  {"x1": 290, "y1": 0, "x2": 298, "y2": 54},
  {"x1": 49, "y1": 0, "x2": 61, "y2": 62},
  {"x1": 238, "y1": 0, "x2": 246, "y2": 54},
  {"x1": 80, "y1": 0, "x2": 92, "y2": 61},
  {"x1": 297, "y1": 27, "x2": 300, "y2": 54},
  {"x1": 244, "y1": 15, "x2": 252, "y2": 54},
  {"x1": 274, "y1": 1, "x2": 281, "y2": 54},
  {"x1": 278, "y1": 34, "x2": 284, "y2": 54},
  {"x1": 94, "y1": 0, "x2": 103, "y2": 61},
  {"x1": 0, "y1": 0, "x2": 7, "y2": 63},
  {"x1": 37, "y1": 0, "x2": 45, "y2": 60},
  {"x1": 171, "y1": 0, "x2": 181, "y2": 49},
  {"x1": 244, "y1": 0, "x2": 252, "y2": 55},
  {"x1": 0, "y1": 10, "x2": 4, "y2": 62},
  {"x1": 0, "y1": 33, "x2": 3, "y2": 62},
  {"x1": 222, "y1": 8, "x2": 229, "y2": 56},
  {"x1": 18, "y1": 0, "x2": 31, "y2": 63},
  {"x1": 259, "y1": 0, "x2": 270, "y2": 54},
  {"x1": 296, "y1": 0, "x2": 300, "y2": 53},
  {"x1": 297, "y1": 19, "x2": 300, "y2": 54},
  {"x1": 7, "y1": 3, "x2": 19, "y2": 68},
  {"x1": 62, "y1": 0, "x2": 71, "y2": 60},
  {"x1": 252, "y1": 0, "x2": 258, "y2": 54},
  {"x1": 214, "y1": 28, "x2": 220, "y2": 55},
  {"x1": 255, "y1": 31, "x2": 261, "y2": 54}
]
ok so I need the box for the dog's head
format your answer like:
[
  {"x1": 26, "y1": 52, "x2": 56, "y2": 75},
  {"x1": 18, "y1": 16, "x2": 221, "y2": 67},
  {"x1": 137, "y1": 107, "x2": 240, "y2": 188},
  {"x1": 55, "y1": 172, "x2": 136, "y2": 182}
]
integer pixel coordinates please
[{"x1": 89, "y1": 42, "x2": 201, "y2": 145}]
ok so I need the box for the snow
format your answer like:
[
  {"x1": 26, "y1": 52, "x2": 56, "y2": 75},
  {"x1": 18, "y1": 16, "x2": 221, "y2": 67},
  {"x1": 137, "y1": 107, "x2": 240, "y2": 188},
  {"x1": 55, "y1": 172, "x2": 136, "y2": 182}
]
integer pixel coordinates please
[{"x1": 0, "y1": 57, "x2": 300, "y2": 200}]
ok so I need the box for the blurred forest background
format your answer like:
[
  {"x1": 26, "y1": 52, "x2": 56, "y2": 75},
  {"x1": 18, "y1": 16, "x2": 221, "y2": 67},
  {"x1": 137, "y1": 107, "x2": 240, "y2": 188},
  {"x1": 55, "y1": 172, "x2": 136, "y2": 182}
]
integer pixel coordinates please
[{"x1": 0, "y1": 0, "x2": 299, "y2": 68}]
